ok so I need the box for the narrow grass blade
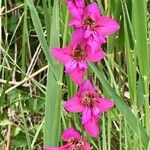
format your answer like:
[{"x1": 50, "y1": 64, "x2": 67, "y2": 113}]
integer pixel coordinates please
[
  {"x1": 121, "y1": 1, "x2": 136, "y2": 105},
  {"x1": 132, "y1": 0, "x2": 149, "y2": 77},
  {"x1": 132, "y1": 0, "x2": 150, "y2": 135},
  {"x1": 21, "y1": 1, "x2": 28, "y2": 79},
  {"x1": 44, "y1": 0, "x2": 62, "y2": 147}
]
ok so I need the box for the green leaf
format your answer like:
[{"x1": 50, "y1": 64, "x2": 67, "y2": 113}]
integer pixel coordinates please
[
  {"x1": 44, "y1": 0, "x2": 62, "y2": 147},
  {"x1": 13, "y1": 131, "x2": 27, "y2": 148}
]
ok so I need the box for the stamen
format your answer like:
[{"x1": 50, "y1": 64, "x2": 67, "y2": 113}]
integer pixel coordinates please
[
  {"x1": 83, "y1": 16, "x2": 96, "y2": 28},
  {"x1": 81, "y1": 92, "x2": 97, "y2": 106},
  {"x1": 68, "y1": 138, "x2": 84, "y2": 150},
  {"x1": 72, "y1": 46, "x2": 87, "y2": 60}
]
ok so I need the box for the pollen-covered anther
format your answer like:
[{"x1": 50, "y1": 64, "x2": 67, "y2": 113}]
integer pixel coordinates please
[
  {"x1": 81, "y1": 92, "x2": 97, "y2": 106},
  {"x1": 68, "y1": 138, "x2": 84, "y2": 150},
  {"x1": 72, "y1": 47, "x2": 87, "y2": 60},
  {"x1": 83, "y1": 16, "x2": 96, "y2": 28}
]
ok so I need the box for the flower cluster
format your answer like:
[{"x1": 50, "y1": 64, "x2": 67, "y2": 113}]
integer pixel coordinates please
[{"x1": 45, "y1": 0, "x2": 120, "y2": 149}]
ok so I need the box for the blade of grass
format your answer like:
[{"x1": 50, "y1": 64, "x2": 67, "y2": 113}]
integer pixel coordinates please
[
  {"x1": 102, "y1": 113, "x2": 107, "y2": 150},
  {"x1": 44, "y1": 0, "x2": 62, "y2": 146},
  {"x1": 21, "y1": 1, "x2": 28, "y2": 79},
  {"x1": 132, "y1": 0, "x2": 150, "y2": 135},
  {"x1": 121, "y1": 1, "x2": 137, "y2": 106},
  {"x1": 132, "y1": 0, "x2": 149, "y2": 77},
  {"x1": 42, "y1": 0, "x2": 52, "y2": 43}
]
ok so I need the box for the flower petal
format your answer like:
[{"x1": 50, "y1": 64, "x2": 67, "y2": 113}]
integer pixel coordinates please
[
  {"x1": 98, "y1": 16, "x2": 120, "y2": 36},
  {"x1": 67, "y1": 0, "x2": 84, "y2": 19},
  {"x1": 69, "y1": 18, "x2": 82, "y2": 27},
  {"x1": 84, "y1": 28, "x2": 92, "y2": 39},
  {"x1": 82, "y1": 107, "x2": 92, "y2": 124},
  {"x1": 65, "y1": 60, "x2": 77, "y2": 73},
  {"x1": 83, "y1": 141, "x2": 91, "y2": 150},
  {"x1": 92, "y1": 30, "x2": 106, "y2": 43},
  {"x1": 87, "y1": 47, "x2": 104, "y2": 62},
  {"x1": 64, "y1": 96, "x2": 84, "y2": 112},
  {"x1": 97, "y1": 98, "x2": 114, "y2": 112},
  {"x1": 78, "y1": 61, "x2": 87, "y2": 70},
  {"x1": 62, "y1": 128, "x2": 80, "y2": 141},
  {"x1": 78, "y1": 79, "x2": 95, "y2": 94},
  {"x1": 85, "y1": 33, "x2": 105, "y2": 53},
  {"x1": 71, "y1": 29, "x2": 84, "y2": 46},
  {"x1": 92, "y1": 106, "x2": 101, "y2": 116},
  {"x1": 83, "y1": 117, "x2": 99, "y2": 137},
  {"x1": 51, "y1": 47, "x2": 72, "y2": 64},
  {"x1": 86, "y1": 36, "x2": 100, "y2": 53},
  {"x1": 69, "y1": 68, "x2": 85, "y2": 85},
  {"x1": 84, "y1": 2, "x2": 101, "y2": 19},
  {"x1": 75, "y1": 0, "x2": 85, "y2": 8}
]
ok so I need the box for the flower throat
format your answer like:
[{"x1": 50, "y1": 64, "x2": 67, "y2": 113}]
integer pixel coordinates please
[
  {"x1": 68, "y1": 138, "x2": 84, "y2": 150},
  {"x1": 83, "y1": 16, "x2": 96, "y2": 28},
  {"x1": 81, "y1": 92, "x2": 97, "y2": 106},
  {"x1": 73, "y1": 46, "x2": 86, "y2": 60}
]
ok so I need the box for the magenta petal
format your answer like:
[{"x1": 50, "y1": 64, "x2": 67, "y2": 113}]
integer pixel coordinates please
[
  {"x1": 83, "y1": 141, "x2": 91, "y2": 150},
  {"x1": 84, "y1": 2, "x2": 101, "y2": 19},
  {"x1": 82, "y1": 107, "x2": 92, "y2": 124},
  {"x1": 98, "y1": 16, "x2": 120, "y2": 36},
  {"x1": 66, "y1": 0, "x2": 85, "y2": 8},
  {"x1": 44, "y1": 144, "x2": 69, "y2": 150},
  {"x1": 84, "y1": 28, "x2": 92, "y2": 39},
  {"x1": 83, "y1": 117, "x2": 99, "y2": 137},
  {"x1": 69, "y1": 8, "x2": 83, "y2": 19},
  {"x1": 62, "y1": 128, "x2": 80, "y2": 141},
  {"x1": 69, "y1": 68, "x2": 85, "y2": 85},
  {"x1": 93, "y1": 30, "x2": 106, "y2": 43},
  {"x1": 67, "y1": 1, "x2": 84, "y2": 19},
  {"x1": 65, "y1": 60, "x2": 77, "y2": 73},
  {"x1": 69, "y1": 18, "x2": 82, "y2": 28},
  {"x1": 75, "y1": 0, "x2": 85, "y2": 8},
  {"x1": 72, "y1": 29, "x2": 84, "y2": 46},
  {"x1": 64, "y1": 96, "x2": 83, "y2": 112},
  {"x1": 92, "y1": 106, "x2": 101, "y2": 116},
  {"x1": 97, "y1": 98, "x2": 114, "y2": 112},
  {"x1": 51, "y1": 47, "x2": 72, "y2": 64},
  {"x1": 78, "y1": 61, "x2": 87, "y2": 70},
  {"x1": 87, "y1": 48, "x2": 104, "y2": 62},
  {"x1": 86, "y1": 37, "x2": 101, "y2": 53},
  {"x1": 78, "y1": 79, "x2": 95, "y2": 94}
]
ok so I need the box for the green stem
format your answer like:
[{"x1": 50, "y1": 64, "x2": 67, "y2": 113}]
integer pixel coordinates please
[{"x1": 21, "y1": 2, "x2": 28, "y2": 79}]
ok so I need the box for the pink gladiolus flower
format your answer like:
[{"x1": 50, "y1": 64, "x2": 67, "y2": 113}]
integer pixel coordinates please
[
  {"x1": 64, "y1": 79, "x2": 114, "y2": 137},
  {"x1": 69, "y1": 2, "x2": 120, "y2": 52},
  {"x1": 44, "y1": 128, "x2": 91, "y2": 150},
  {"x1": 52, "y1": 35, "x2": 104, "y2": 84}
]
